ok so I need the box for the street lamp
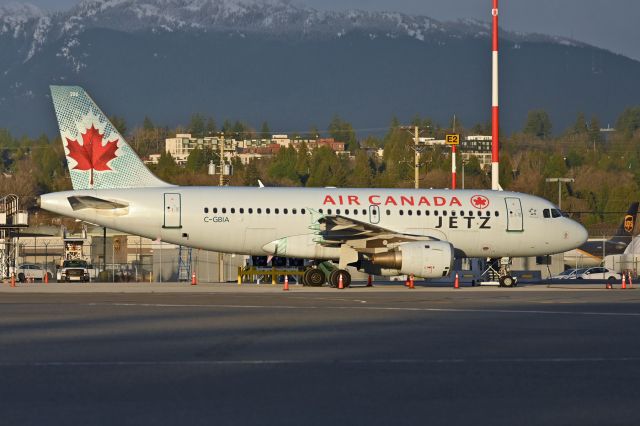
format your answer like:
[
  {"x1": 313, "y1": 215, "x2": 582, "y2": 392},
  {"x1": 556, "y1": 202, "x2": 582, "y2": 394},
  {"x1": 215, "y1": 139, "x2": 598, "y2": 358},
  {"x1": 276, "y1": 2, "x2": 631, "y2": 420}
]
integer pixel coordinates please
[{"x1": 545, "y1": 177, "x2": 575, "y2": 210}]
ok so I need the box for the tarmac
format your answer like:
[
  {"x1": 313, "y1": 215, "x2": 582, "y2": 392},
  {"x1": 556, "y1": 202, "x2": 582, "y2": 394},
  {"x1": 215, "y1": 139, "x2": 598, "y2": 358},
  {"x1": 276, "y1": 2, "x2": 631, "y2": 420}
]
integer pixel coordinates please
[{"x1": 1, "y1": 281, "x2": 639, "y2": 425}]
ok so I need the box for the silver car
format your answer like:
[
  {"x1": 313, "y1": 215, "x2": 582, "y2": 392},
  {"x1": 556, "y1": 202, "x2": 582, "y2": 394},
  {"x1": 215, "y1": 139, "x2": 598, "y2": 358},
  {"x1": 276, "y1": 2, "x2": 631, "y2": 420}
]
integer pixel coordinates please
[
  {"x1": 15, "y1": 264, "x2": 54, "y2": 282},
  {"x1": 574, "y1": 267, "x2": 621, "y2": 282}
]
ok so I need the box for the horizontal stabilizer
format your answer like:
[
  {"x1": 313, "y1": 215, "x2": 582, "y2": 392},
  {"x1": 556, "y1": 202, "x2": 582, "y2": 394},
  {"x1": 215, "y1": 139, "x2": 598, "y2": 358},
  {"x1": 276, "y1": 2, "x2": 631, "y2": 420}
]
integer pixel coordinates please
[{"x1": 68, "y1": 196, "x2": 128, "y2": 211}]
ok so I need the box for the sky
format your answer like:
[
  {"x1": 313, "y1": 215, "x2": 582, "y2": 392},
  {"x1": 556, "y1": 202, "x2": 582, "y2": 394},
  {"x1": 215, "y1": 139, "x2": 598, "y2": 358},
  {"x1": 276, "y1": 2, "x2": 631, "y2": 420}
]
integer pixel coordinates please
[{"x1": 4, "y1": 0, "x2": 640, "y2": 60}]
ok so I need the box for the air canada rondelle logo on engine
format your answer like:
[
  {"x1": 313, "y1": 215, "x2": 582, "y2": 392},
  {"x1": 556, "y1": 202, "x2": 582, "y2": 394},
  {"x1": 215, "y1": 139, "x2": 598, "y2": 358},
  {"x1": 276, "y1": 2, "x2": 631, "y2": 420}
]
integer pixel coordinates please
[{"x1": 471, "y1": 195, "x2": 489, "y2": 209}]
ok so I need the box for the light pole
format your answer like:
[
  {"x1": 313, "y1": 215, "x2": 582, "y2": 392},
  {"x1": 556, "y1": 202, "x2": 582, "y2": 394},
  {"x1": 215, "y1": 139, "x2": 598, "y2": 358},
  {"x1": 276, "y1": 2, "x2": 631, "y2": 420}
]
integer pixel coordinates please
[{"x1": 545, "y1": 177, "x2": 575, "y2": 210}]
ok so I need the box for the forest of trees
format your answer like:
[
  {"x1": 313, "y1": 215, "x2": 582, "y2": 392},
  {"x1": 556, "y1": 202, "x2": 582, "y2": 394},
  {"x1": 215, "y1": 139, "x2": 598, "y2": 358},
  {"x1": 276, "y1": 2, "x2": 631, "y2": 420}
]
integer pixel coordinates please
[{"x1": 3, "y1": 106, "x2": 640, "y2": 234}]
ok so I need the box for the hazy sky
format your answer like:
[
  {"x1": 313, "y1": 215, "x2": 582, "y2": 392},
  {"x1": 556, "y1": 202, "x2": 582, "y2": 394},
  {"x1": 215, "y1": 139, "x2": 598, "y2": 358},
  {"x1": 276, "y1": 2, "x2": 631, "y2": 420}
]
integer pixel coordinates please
[{"x1": 4, "y1": 0, "x2": 639, "y2": 60}]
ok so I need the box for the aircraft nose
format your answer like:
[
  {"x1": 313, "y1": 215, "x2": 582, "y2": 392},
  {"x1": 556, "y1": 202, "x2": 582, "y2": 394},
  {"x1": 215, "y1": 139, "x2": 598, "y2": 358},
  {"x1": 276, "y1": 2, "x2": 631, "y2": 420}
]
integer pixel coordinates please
[{"x1": 571, "y1": 221, "x2": 589, "y2": 247}]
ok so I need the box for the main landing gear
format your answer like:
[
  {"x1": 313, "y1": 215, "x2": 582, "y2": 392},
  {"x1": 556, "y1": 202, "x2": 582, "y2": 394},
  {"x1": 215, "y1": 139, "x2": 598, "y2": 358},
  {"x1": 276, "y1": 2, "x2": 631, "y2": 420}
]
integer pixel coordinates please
[{"x1": 300, "y1": 263, "x2": 351, "y2": 288}]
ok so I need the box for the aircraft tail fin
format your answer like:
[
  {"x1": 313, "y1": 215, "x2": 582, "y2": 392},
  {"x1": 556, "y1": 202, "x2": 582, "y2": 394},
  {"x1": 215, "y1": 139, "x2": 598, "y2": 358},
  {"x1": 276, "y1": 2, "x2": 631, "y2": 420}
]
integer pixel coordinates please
[
  {"x1": 610, "y1": 201, "x2": 639, "y2": 243},
  {"x1": 50, "y1": 85, "x2": 170, "y2": 190}
]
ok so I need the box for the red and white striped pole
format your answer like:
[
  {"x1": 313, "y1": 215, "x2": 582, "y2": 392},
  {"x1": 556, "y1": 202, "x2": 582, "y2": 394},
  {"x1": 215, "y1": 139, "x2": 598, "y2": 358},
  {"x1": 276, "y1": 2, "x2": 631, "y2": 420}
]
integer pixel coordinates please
[
  {"x1": 491, "y1": 0, "x2": 500, "y2": 191},
  {"x1": 451, "y1": 145, "x2": 457, "y2": 189}
]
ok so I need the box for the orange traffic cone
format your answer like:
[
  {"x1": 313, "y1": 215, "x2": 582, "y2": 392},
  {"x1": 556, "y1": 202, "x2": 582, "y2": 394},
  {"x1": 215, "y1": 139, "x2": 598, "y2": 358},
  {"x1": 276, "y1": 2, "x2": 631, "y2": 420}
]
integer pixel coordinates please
[
  {"x1": 606, "y1": 280, "x2": 613, "y2": 290},
  {"x1": 367, "y1": 275, "x2": 373, "y2": 287},
  {"x1": 628, "y1": 273, "x2": 633, "y2": 289},
  {"x1": 338, "y1": 273, "x2": 344, "y2": 289},
  {"x1": 622, "y1": 274, "x2": 627, "y2": 289},
  {"x1": 10, "y1": 273, "x2": 15, "y2": 288},
  {"x1": 409, "y1": 274, "x2": 415, "y2": 289},
  {"x1": 454, "y1": 273, "x2": 460, "y2": 289},
  {"x1": 191, "y1": 271, "x2": 197, "y2": 286},
  {"x1": 405, "y1": 276, "x2": 410, "y2": 287},
  {"x1": 283, "y1": 274, "x2": 289, "y2": 291},
  {"x1": 44, "y1": 273, "x2": 49, "y2": 285}
]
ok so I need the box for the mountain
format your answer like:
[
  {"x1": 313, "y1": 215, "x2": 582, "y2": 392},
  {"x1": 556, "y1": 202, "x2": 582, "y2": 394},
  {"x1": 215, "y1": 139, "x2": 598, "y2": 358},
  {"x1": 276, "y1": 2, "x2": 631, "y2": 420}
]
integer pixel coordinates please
[{"x1": 1, "y1": 0, "x2": 639, "y2": 137}]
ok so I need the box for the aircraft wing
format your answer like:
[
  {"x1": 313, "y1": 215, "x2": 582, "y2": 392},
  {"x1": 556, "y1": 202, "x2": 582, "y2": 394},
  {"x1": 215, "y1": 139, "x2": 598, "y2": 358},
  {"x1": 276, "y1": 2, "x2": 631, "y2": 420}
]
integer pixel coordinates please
[{"x1": 314, "y1": 215, "x2": 437, "y2": 253}]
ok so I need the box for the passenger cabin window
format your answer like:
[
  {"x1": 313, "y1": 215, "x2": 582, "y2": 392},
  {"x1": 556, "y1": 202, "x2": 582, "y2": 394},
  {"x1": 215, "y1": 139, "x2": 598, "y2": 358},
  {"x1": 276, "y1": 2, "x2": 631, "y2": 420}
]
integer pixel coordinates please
[
  {"x1": 239, "y1": 208, "x2": 244, "y2": 214},
  {"x1": 204, "y1": 208, "x2": 209, "y2": 213},
  {"x1": 222, "y1": 208, "x2": 226, "y2": 214},
  {"x1": 301, "y1": 209, "x2": 306, "y2": 214},
  {"x1": 266, "y1": 208, "x2": 271, "y2": 214},
  {"x1": 213, "y1": 208, "x2": 218, "y2": 214},
  {"x1": 231, "y1": 208, "x2": 235, "y2": 214}
]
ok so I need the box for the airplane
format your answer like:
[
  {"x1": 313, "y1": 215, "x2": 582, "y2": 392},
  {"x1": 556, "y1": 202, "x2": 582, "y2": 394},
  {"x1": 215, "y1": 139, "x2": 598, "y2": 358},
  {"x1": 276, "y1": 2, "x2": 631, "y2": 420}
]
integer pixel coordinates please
[
  {"x1": 562, "y1": 202, "x2": 638, "y2": 268},
  {"x1": 38, "y1": 86, "x2": 588, "y2": 287}
]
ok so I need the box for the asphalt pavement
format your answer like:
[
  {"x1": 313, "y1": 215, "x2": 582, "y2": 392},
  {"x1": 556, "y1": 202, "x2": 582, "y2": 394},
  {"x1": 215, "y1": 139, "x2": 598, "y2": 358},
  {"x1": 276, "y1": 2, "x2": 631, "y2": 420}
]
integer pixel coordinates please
[{"x1": 1, "y1": 286, "x2": 639, "y2": 425}]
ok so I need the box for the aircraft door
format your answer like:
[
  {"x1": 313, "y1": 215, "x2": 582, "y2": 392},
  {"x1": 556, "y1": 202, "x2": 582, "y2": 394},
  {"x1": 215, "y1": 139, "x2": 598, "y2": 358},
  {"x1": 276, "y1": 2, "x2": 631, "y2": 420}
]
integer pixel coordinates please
[
  {"x1": 505, "y1": 197, "x2": 523, "y2": 232},
  {"x1": 369, "y1": 204, "x2": 380, "y2": 224},
  {"x1": 163, "y1": 193, "x2": 182, "y2": 228}
]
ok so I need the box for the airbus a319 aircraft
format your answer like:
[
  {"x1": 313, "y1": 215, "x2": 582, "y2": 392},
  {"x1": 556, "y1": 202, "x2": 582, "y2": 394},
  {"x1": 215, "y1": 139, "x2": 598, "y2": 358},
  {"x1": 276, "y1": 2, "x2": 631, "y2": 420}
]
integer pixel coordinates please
[{"x1": 39, "y1": 86, "x2": 588, "y2": 287}]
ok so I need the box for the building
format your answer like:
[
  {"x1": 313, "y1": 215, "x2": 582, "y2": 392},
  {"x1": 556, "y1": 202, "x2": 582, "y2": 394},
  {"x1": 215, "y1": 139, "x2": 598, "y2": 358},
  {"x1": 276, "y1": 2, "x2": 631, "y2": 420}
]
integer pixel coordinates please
[
  {"x1": 162, "y1": 133, "x2": 347, "y2": 165},
  {"x1": 460, "y1": 135, "x2": 492, "y2": 170}
]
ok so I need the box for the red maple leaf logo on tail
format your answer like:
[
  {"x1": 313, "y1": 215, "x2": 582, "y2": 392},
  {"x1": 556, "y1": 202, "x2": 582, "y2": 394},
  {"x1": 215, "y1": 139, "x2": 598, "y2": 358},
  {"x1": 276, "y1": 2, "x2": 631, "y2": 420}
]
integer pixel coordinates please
[{"x1": 65, "y1": 125, "x2": 119, "y2": 186}]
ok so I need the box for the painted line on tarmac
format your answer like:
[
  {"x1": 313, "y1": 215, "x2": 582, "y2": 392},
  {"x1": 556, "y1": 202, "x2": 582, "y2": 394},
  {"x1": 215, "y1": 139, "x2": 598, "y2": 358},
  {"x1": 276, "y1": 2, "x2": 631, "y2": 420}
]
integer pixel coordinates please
[
  {"x1": 1, "y1": 357, "x2": 640, "y2": 368},
  {"x1": 88, "y1": 302, "x2": 640, "y2": 317}
]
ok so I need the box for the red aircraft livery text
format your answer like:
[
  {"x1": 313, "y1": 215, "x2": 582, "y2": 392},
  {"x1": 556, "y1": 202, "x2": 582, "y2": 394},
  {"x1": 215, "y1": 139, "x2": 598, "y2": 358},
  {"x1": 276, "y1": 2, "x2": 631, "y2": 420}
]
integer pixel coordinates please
[{"x1": 323, "y1": 194, "x2": 463, "y2": 207}]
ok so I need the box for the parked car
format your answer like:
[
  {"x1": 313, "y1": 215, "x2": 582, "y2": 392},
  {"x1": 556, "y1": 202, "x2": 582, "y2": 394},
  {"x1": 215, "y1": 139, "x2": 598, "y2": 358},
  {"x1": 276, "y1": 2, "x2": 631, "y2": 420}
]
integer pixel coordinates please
[
  {"x1": 551, "y1": 268, "x2": 580, "y2": 280},
  {"x1": 15, "y1": 264, "x2": 54, "y2": 282},
  {"x1": 573, "y1": 267, "x2": 621, "y2": 282}
]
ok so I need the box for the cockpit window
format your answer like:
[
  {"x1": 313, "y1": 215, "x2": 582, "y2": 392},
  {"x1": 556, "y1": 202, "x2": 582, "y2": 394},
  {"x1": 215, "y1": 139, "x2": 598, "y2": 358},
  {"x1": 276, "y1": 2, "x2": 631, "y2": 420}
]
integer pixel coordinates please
[
  {"x1": 551, "y1": 209, "x2": 561, "y2": 218},
  {"x1": 543, "y1": 209, "x2": 550, "y2": 218}
]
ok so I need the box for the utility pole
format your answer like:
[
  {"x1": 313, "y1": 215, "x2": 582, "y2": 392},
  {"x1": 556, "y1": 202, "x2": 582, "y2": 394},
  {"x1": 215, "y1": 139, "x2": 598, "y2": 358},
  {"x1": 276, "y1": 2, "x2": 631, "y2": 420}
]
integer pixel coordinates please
[
  {"x1": 545, "y1": 177, "x2": 574, "y2": 210},
  {"x1": 413, "y1": 126, "x2": 419, "y2": 189},
  {"x1": 219, "y1": 134, "x2": 225, "y2": 282},
  {"x1": 400, "y1": 126, "x2": 424, "y2": 189}
]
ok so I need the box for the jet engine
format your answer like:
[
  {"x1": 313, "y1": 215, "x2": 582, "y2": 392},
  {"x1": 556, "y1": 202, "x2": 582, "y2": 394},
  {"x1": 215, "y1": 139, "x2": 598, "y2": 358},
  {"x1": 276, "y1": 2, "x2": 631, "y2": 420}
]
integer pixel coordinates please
[{"x1": 371, "y1": 241, "x2": 454, "y2": 278}]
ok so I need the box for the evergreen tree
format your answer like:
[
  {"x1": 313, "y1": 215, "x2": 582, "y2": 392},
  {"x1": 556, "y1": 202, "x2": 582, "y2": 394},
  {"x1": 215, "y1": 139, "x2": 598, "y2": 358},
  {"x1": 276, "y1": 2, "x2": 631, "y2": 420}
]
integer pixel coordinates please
[
  {"x1": 260, "y1": 122, "x2": 271, "y2": 140},
  {"x1": 142, "y1": 116, "x2": 155, "y2": 131},
  {"x1": 295, "y1": 142, "x2": 310, "y2": 185},
  {"x1": 185, "y1": 147, "x2": 208, "y2": 173},
  {"x1": 307, "y1": 146, "x2": 348, "y2": 187},
  {"x1": 154, "y1": 152, "x2": 179, "y2": 181},
  {"x1": 328, "y1": 115, "x2": 358, "y2": 152},
  {"x1": 243, "y1": 160, "x2": 261, "y2": 186},
  {"x1": 206, "y1": 117, "x2": 217, "y2": 135},
  {"x1": 109, "y1": 115, "x2": 127, "y2": 136},
  {"x1": 616, "y1": 106, "x2": 640, "y2": 136},
  {"x1": 350, "y1": 150, "x2": 374, "y2": 187},
  {"x1": 189, "y1": 113, "x2": 205, "y2": 137},
  {"x1": 523, "y1": 109, "x2": 552, "y2": 139},
  {"x1": 572, "y1": 112, "x2": 588, "y2": 134}
]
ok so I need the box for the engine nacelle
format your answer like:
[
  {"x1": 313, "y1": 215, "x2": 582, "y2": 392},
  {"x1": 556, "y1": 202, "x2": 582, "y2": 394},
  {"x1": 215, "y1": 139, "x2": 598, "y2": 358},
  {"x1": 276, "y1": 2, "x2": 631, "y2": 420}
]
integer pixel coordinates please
[{"x1": 371, "y1": 241, "x2": 454, "y2": 278}]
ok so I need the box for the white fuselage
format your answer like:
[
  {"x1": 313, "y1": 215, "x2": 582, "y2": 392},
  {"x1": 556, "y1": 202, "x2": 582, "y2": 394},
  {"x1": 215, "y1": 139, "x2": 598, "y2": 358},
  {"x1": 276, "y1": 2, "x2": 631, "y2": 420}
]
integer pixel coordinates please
[{"x1": 40, "y1": 187, "x2": 587, "y2": 260}]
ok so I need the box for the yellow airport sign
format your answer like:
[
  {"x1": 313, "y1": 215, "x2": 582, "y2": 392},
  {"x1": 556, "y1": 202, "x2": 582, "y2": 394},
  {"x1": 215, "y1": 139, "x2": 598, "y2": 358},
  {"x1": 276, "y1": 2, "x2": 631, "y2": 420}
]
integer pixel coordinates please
[{"x1": 445, "y1": 134, "x2": 460, "y2": 145}]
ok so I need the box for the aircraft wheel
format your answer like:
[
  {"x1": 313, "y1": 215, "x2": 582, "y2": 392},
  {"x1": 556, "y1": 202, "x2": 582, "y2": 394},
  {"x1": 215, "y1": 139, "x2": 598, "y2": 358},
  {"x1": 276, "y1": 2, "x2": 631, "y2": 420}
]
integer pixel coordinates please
[
  {"x1": 328, "y1": 270, "x2": 339, "y2": 288},
  {"x1": 18, "y1": 273, "x2": 25, "y2": 283},
  {"x1": 330, "y1": 269, "x2": 351, "y2": 288},
  {"x1": 304, "y1": 268, "x2": 325, "y2": 287},
  {"x1": 500, "y1": 275, "x2": 516, "y2": 288}
]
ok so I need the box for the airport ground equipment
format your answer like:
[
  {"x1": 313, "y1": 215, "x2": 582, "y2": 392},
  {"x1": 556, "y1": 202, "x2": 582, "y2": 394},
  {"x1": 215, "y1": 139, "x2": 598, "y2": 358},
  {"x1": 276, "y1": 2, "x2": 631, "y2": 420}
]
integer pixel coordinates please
[
  {"x1": 0, "y1": 194, "x2": 29, "y2": 279},
  {"x1": 178, "y1": 246, "x2": 192, "y2": 281},
  {"x1": 237, "y1": 266, "x2": 304, "y2": 286},
  {"x1": 478, "y1": 257, "x2": 517, "y2": 287}
]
